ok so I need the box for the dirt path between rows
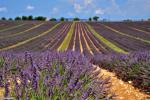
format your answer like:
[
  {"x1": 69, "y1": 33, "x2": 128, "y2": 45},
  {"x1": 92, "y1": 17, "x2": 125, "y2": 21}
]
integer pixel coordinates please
[
  {"x1": 94, "y1": 65, "x2": 150, "y2": 100},
  {"x1": 0, "y1": 88, "x2": 4, "y2": 99}
]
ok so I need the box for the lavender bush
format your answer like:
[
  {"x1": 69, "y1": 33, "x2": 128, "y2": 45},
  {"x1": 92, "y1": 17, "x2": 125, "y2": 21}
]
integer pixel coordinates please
[
  {"x1": 93, "y1": 51, "x2": 150, "y2": 93},
  {"x1": 0, "y1": 51, "x2": 114, "y2": 100}
]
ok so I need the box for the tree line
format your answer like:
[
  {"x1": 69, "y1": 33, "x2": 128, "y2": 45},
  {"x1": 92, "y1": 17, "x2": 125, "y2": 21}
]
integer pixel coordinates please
[
  {"x1": 2, "y1": 16, "x2": 149, "y2": 21},
  {"x1": 0, "y1": 16, "x2": 47, "y2": 21},
  {"x1": 0, "y1": 16, "x2": 101, "y2": 21}
]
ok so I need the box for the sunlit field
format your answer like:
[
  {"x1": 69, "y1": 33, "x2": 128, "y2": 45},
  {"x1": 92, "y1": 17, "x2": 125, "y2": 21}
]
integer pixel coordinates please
[{"x1": 0, "y1": 0, "x2": 150, "y2": 100}]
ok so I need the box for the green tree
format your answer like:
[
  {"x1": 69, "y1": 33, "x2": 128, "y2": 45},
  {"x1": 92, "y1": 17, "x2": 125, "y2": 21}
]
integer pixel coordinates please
[
  {"x1": 73, "y1": 17, "x2": 80, "y2": 21},
  {"x1": 8, "y1": 18, "x2": 13, "y2": 21},
  {"x1": 60, "y1": 17, "x2": 65, "y2": 21},
  {"x1": 93, "y1": 16, "x2": 99, "y2": 21},
  {"x1": 28, "y1": 15, "x2": 33, "y2": 20},
  {"x1": 123, "y1": 19, "x2": 132, "y2": 22},
  {"x1": 89, "y1": 17, "x2": 92, "y2": 21},
  {"x1": 1, "y1": 17, "x2": 6, "y2": 20},
  {"x1": 15, "y1": 16, "x2": 21, "y2": 20},
  {"x1": 34, "y1": 16, "x2": 46, "y2": 21},
  {"x1": 22, "y1": 16, "x2": 28, "y2": 20},
  {"x1": 50, "y1": 18, "x2": 57, "y2": 21},
  {"x1": 65, "y1": 18, "x2": 68, "y2": 21}
]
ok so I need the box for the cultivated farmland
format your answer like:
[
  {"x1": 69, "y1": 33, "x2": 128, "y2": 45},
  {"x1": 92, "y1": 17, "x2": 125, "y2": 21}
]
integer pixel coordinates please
[
  {"x1": 0, "y1": 21, "x2": 149, "y2": 53},
  {"x1": 0, "y1": 20, "x2": 150, "y2": 99}
]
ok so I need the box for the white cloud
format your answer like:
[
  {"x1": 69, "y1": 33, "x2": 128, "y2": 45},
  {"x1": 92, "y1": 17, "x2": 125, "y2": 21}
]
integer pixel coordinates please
[
  {"x1": 104, "y1": 0, "x2": 123, "y2": 16},
  {"x1": 84, "y1": 0, "x2": 93, "y2": 6},
  {"x1": 68, "y1": 12, "x2": 74, "y2": 17},
  {"x1": 95, "y1": 8, "x2": 104, "y2": 15},
  {"x1": 123, "y1": 0, "x2": 150, "y2": 16},
  {"x1": 52, "y1": 7, "x2": 59, "y2": 13},
  {"x1": 74, "y1": 3, "x2": 82, "y2": 13},
  {"x1": 69, "y1": 0, "x2": 97, "y2": 16},
  {"x1": 67, "y1": 0, "x2": 150, "y2": 19},
  {"x1": 0, "y1": 7, "x2": 7, "y2": 12},
  {"x1": 104, "y1": 0, "x2": 150, "y2": 19},
  {"x1": 26, "y1": 5, "x2": 35, "y2": 10}
]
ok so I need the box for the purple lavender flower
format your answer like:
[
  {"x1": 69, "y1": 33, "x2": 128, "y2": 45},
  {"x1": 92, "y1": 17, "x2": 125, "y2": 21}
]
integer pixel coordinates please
[
  {"x1": 4, "y1": 82, "x2": 9, "y2": 97},
  {"x1": 1, "y1": 51, "x2": 115, "y2": 99}
]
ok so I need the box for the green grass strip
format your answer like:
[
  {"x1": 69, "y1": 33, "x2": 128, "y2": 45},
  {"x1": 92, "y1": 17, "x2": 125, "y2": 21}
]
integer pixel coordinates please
[
  {"x1": 0, "y1": 23, "x2": 25, "y2": 32},
  {"x1": 102, "y1": 24, "x2": 150, "y2": 44},
  {"x1": 0, "y1": 23, "x2": 44, "y2": 39},
  {"x1": 86, "y1": 23, "x2": 128, "y2": 54},
  {"x1": 57, "y1": 22, "x2": 75, "y2": 51},
  {"x1": 0, "y1": 23, "x2": 61, "y2": 52},
  {"x1": 130, "y1": 27, "x2": 150, "y2": 34}
]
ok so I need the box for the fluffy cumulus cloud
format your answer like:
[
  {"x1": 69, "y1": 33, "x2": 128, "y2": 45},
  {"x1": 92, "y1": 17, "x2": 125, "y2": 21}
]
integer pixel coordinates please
[
  {"x1": 68, "y1": 0, "x2": 150, "y2": 19},
  {"x1": 123, "y1": 0, "x2": 150, "y2": 16},
  {"x1": 104, "y1": 0, "x2": 122, "y2": 16},
  {"x1": 67, "y1": 12, "x2": 74, "y2": 17},
  {"x1": 74, "y1": 3, "x2": 82, "y2": 13},
  {"x1": 26, "y1": 5, "x2": 35, "y2": 11},
  {"x1": 52, "y1": 7, "x2": 59, "y2": 13},
  {"x1": 0, "y1": 7, "x2": 7, "y2": 12},
  {"x1": 84, "y1": 0, "x2": 93, "y2": 6},
  {"x1": 70, "y1": 0, "x2": 96, "y2": 15},
  {"x1": 95, "y1": 8, "x2": 104, "y2": 15},
  {"x1": 103, "y1": 0, "x2": 150, "y2": 19},
  {"x1": 0, "y1": 0, "x2": 150, "y2": 20}
]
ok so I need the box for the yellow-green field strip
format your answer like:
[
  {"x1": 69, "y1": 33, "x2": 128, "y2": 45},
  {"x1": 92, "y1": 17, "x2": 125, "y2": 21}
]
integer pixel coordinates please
[
  {"x1": 101, "y1": 24, "x2": 150, "y2": 43},
  {"x1": 57, "y1": 22, "x2": 75, "y2": 51},
  {"x1": 129, "y1": 27, "x2": 150, "y2": 34},
  {"x1": 0, "y1": 23, "x2": 44, "y2": 39},
  {"x1": 0, "y1": 24, "x2": 25, "y2": 33},
  {"x1": 85, "y1": 26, "x2": 107, "y2": 51},
  {"x1": 80, "y1": 24, "x2": 93, "y2": 55},
  {"x1": 86, "y1": 23, "x2": 128, "y2": 54},
  {"x1": 0, "y1": 23, "x2": 61, "y2": 52}
]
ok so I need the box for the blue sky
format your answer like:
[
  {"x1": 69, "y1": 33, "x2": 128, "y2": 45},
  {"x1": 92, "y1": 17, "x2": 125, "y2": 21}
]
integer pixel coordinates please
[{"x1": 0, "y1": 0, "x2": 150, "y2": 20}]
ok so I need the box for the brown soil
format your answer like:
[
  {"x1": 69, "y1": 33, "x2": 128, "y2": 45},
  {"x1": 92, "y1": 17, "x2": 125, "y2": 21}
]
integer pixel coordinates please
[
  {"x1": 0, "y1": 87, "x2": 4, "y2": 99},
  {"x1": 94, "y1": 65, "x2": 150, "y2": 100}
]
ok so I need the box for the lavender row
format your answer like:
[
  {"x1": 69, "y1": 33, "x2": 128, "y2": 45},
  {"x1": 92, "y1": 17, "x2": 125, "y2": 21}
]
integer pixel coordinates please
[
  {"x1": 0, "y1": 20, "x2": 23, "y2": 31},
  {"x1": 93, "y1": 51, "x2": 150, "y2": 93},
  {"x1": 6, "y1": 22, "x2": 71, "y2": 52},
  {"x1": 124, "y1": 21, "x2": 150, "y2": 32},
  {"x1": 0, "y1": 51, "x2": 114, "y2": 99},
  {"x1": 0, "y1": 22, "x2": 57, "y2": 49},
  {"x1": 103, "y1": 22, "x2": 150, "y2": 40},
  {"x1": 88, "y1": 22, "x2": 150, "y2": 51}
]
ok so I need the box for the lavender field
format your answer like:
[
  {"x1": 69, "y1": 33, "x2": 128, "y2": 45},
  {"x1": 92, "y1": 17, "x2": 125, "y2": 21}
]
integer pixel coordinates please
[{"x1": 0, "y1": 20, "x2": 150, "y2": 99}]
